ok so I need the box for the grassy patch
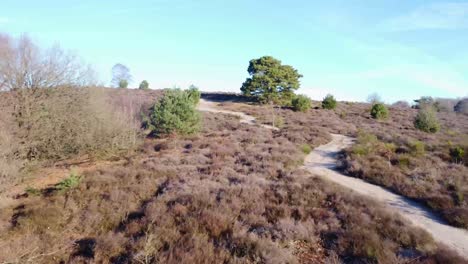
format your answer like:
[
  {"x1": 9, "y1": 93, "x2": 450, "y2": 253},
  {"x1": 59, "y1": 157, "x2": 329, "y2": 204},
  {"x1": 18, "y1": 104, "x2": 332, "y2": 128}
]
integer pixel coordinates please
[
  {"x1": 300, "y1": 144, "x2": 312, "y2": 154},
  {"x1": 55, "y1": 171, "x2": 81, "y2": 193}
]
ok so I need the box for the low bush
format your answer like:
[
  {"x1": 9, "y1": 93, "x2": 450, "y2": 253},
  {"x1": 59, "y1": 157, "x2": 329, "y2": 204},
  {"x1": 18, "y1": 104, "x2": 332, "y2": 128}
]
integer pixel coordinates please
[
  {"x1": 291, "y1": 94, "x2": 311, "y2": 112},
  {"x1": 187, "y1": 85, "x2": 201, "y2": 105},
  {"x1": 139, "y1": 80, "x2": 149, "y2": 90},
  {"x1": 300, "y1": 143, "x2": 312, "y2": 154},
  {"x1": 25, "y1": 186, "x2": 41, "y2": 196},
  {"x1": 119, "y1": 80, "x2": 128, "y2": 88},
  {"x1": 414, "y1": 107, "x2": 440, "y2": 133},
  {"x1": 274, "y1": 116, "x2": 285, "y2": 128},
  {"x1": 370, "y1": 103, "x2": 389, "y2": 119},
  {"x1": 148, "y1": 89, "x2": 201, "y2": 137},
  {"x1": 322, "y1": 94, "x2": 337, "y2": 110},
  {"x1": 450, "y1": 146, "x2": 465, "y2": 163},
  {"x1": 409, "y1": 140, "x2": 426, "y2": 156},
  {"x1": 350, "y1": 132, "x2": 379, "y2": 156},
  {"x1": 55, "y1": 171, "x2": 81, "y2": 193}
]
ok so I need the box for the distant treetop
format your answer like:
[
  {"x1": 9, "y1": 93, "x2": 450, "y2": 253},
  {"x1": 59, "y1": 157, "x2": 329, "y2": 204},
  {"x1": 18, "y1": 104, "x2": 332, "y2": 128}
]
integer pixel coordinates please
[
  {"x1": 111, "y1": 63, "x2": 132, "y2": 88},
  {"x1": 139, "y1": 80, "x2": 149, "y2": 90},
  {"x1": 240, "y1": 56, "x2": 302, "y2": 105}
]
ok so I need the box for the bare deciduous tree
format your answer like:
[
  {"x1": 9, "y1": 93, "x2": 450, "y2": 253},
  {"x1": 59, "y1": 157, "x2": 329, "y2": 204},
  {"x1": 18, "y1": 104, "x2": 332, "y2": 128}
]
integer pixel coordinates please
[
  {"x1": 0, "y1": 33, "x2": 96, "y2": 91},
  {"x1": 111, "y1": 63, "x2": 132, "y2": 88},
  {"x1": 367, "y1": 93, "x2": 382, "y2": 104}
]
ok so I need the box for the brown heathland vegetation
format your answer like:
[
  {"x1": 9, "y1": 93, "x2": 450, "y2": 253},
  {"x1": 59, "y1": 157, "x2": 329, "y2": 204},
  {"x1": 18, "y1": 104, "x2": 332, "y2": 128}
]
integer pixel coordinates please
[
  {"x1": 0, "y1": 91, "x2": 465, "y2": 263},
  {"x1": 215, "y1": 95, "x2": 468, "y2": 230}
]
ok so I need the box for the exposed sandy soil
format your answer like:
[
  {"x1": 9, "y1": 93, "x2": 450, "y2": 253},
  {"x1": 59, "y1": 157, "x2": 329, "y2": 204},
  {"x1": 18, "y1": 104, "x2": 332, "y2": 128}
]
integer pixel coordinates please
[
  {"x1": 198, "y1": 98, "x2": 468, "y2": 259},
  {"x1": 198, "y1": 99, "x2": 279, "y2": 130}
]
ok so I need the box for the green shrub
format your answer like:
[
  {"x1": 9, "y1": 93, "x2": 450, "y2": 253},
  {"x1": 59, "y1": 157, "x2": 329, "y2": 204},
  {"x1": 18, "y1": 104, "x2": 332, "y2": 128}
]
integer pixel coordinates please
[
  {"x1": 119, "y1": 79, "x2": 129, "y2": 89},
  {"x1": 292, "y1": 94, "x2": 311, "y2": 112},
  {"x1": 357, "y1": 132, "x2": 378, "y2": 145},
  {"x1": 409, "y1": 141, "x2": 425, "y2": 156},
  {"x1": 322, "y1": 94, "x2": 337, "y2": 110},
  {"x1": 414, "y1": 107, "x2": 440, "y2": 133},
  {"x1": 25, "y1": 187, "x2": 41, "y2": 196},
  {"x1": 450, "y1": 146, "x2": 465, "y2": 163},
  {"x1": 352, "y1": 132, "x2": 378, "y2": 156},
  {"x1": 398, "y1": 155, "x2": 411, "y2": 168},
  {"x1": 274, "y1": 116, "x2": 285, "y2": 128},
  {"x1": 352, "y1": 145, "x2": 369, "y2": 156},
  {"x1": 56, "y1": 171, "x2": 81, "y2": 193},
  {"x1": 139, "y1": 80, "x2": 149, "y2": 90},
  {"x1": 300, "y1": 144, "x2": 312, "y2": 154},
  {"x1": 370, "y1": 103, "x2": 389, "y2": 120},
  {"x1": 148, "y1": 89, "x2": 201, "y2": 137},
  {"x1": 383, "y1": 143, "x2": 396, "y2": 153},
  {"x1": 187, "y1": 85, "x2": 201, "y2": 105},
  {"x1": 455, "y1": 191, "x2": 465, "y2": 205}
]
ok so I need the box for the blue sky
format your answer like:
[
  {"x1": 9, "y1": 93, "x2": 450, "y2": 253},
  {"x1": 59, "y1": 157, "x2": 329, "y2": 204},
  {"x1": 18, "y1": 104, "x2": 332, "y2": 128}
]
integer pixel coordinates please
[{"x1": 1, "y1": 0, "x2": 467, "y2": 102}]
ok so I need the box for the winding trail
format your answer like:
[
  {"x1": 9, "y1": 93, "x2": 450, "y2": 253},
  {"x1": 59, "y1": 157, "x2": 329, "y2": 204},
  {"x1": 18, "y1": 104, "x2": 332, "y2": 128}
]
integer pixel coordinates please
[
  {"x1": 305, "y1": 134, "x2": 468, "y2": 258},
  {"x1": 198, "y1": 99, "x2": 279, "y2": 130},
  {"x1": 198, "y1": 98, "x2": 468, "y2": 258}
]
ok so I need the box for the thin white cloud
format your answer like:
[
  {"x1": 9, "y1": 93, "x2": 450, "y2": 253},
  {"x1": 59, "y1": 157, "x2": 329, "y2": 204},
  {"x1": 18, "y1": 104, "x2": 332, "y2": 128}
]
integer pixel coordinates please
[{"x1": 383, "y1": 2, "x2": 468, "y2": 31}]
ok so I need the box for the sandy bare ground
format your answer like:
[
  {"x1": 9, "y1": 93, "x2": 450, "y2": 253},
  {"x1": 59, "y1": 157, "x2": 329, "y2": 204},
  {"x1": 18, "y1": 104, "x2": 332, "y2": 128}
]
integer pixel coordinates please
[
  {"x1": 198, "y1": 99, "x2": 279, "y2": 130},
  {"x1": 198, "y1": 99, "x2": 468, "y2": 258}
]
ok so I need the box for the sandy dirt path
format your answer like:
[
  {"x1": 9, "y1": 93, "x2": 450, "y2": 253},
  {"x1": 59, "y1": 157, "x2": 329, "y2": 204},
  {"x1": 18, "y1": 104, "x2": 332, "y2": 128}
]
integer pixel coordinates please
[
  {"x1": 198, "y1": 99, "x2": 279, "y2": 130},
  {"x1": 198, "y1": 99, "x2": 468, "y2": 258},
  {"x1": 304, "y1": 134, "x2": 468, "y2": 258}
]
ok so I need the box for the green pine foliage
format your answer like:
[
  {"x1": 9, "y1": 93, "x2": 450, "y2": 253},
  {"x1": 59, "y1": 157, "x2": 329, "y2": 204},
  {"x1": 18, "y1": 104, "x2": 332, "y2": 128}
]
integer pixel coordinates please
[
  {"x1": 241, "y1": 56, "x2": 303, "y2": 105},
  {"x1": 370, "y1": 103, "x2": 389, "y2": 120},
  {"x1": 187, "y1": 85, "x2": 201, "y2": 105},
  {"x1": 148, "y1": 89, "x2": 201, "y2": 137},
  {"x1": 322, "y1": 94, "x2": 337, "y2": 110},
  {"x1": 292, "y1": 94, "x2": 312, "y2": 112}
]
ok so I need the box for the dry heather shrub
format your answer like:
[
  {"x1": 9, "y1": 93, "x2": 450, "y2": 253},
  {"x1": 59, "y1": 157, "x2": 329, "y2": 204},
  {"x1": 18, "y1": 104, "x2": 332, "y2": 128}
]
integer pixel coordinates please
[
  {"x1": 106, "y1": 88, "x2": 163, "y2": 123},
  {"x1": 0, "y1": 128, "x2": 23, "y2": 192},
  {"x1": 414, "y1": 107, "x2": 440, "y2": 133},
  {"x1": 15, "y1": 86, "x2": 140, "y2": 161},
  {"x1": 0, "y1": 99, "x2": 23, "y2": 192},
  {"x1": 0, "y1": 103, "x2": 464, "y2": 263}
]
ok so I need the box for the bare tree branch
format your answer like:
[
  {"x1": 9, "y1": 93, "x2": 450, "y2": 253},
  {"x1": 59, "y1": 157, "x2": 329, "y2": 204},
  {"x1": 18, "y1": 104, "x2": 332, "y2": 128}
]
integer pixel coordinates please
[
  {"x1": 0, "y1": 33, "x2": 96, "y2": 91},
  {"x1": 111, "y1": 63, "x2": 132, "y2": 88}
]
